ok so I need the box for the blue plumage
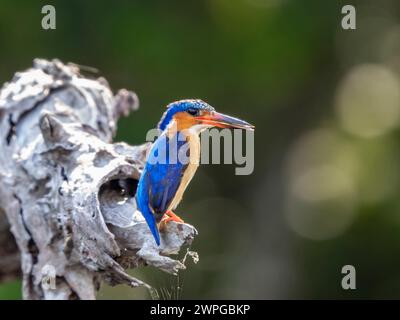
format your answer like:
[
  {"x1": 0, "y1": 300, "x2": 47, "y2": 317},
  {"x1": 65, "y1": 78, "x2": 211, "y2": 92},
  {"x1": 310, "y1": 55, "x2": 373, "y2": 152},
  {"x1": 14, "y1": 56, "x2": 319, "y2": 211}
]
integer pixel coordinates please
[
  {"x1": 136, "y1": 132, "x2": 188, "y2": 245},
  {"x1": 158, "y1": 99, "x2": 214, "y2": 131}
]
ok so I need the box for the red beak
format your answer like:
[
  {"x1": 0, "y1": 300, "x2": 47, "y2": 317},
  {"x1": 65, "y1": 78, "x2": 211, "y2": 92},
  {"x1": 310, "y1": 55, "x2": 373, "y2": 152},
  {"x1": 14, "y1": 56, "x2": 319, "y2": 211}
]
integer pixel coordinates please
[{"x1": 196, "y1": 112, "x2": 255, "y2": 130}]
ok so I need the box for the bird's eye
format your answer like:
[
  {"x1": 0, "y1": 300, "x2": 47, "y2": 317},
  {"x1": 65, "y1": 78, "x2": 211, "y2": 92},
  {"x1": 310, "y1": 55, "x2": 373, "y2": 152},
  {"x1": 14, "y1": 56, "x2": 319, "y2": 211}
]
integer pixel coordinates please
[{"x1": 187, "y1": 108, "x2": 199, "y2": 116}]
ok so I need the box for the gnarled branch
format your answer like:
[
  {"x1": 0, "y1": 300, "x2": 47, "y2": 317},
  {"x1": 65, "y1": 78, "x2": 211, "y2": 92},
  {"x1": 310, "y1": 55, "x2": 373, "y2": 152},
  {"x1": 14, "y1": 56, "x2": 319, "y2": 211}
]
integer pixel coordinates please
[{"x1": 0, "y1": 59, "x2": 197, "y2": 300}]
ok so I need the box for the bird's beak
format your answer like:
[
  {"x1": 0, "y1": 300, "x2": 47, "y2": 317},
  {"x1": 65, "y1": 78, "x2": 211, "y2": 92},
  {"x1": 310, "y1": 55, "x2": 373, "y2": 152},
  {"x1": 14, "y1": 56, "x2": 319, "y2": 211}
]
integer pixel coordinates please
[{"x1": 196, "y1": 112, "x2": 255, "y2": 130}]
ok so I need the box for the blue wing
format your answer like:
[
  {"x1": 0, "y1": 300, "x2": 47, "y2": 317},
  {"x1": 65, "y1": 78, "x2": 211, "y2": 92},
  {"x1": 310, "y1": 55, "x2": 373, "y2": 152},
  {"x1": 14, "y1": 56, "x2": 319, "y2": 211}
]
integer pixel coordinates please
[{"x1": 136, "y1": 133, "x2": 188, "y2": 245}]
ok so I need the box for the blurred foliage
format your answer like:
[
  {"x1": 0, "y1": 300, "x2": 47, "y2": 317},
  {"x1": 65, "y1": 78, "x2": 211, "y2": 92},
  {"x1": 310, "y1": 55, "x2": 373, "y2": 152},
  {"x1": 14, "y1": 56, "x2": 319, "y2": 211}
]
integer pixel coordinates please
[
  {"x1": 0, "y1": 280, "x2": 21, "y2": 299},
  {"x1": 2, "y1": 0, "x2": 400, "y2": 299}
]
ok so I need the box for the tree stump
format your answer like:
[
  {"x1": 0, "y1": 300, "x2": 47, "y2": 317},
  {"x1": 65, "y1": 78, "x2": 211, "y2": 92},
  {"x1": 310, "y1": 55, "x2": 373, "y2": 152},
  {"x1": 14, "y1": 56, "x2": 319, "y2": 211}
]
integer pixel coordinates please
[{"x1": 0, "y1": 59, "x2": 197, "y2": 300}]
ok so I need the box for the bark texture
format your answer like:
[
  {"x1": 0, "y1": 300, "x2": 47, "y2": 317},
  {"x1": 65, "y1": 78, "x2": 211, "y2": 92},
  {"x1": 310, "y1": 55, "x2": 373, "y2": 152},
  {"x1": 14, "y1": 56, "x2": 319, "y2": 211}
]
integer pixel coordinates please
[{"x1": 0, "y1": 59, "x2": 197, "y2": 300}]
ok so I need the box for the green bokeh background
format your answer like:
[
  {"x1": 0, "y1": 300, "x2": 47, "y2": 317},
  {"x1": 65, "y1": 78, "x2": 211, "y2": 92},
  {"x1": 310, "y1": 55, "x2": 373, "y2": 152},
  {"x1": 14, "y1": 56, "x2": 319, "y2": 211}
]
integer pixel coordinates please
[{"x1": 2, "y1": 0, "x2": 400, "y2": 299}]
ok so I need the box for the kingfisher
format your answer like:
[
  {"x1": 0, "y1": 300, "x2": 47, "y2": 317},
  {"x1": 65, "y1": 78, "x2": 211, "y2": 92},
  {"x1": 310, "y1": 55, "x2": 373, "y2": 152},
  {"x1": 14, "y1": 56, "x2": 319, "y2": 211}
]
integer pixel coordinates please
[{"x1": 136, "y1": 99, "x2": 254, "y2": 245}]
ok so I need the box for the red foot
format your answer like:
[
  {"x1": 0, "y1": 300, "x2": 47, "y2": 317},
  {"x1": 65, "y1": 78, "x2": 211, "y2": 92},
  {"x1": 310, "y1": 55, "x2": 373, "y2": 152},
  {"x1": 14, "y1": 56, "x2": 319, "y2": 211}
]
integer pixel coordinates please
[
  {"x1": 162, "y1": 210, "x2": 184, "y2": 223},
  {"x1": 159, "y1": 211, "x2": 184, "y2": 230}
]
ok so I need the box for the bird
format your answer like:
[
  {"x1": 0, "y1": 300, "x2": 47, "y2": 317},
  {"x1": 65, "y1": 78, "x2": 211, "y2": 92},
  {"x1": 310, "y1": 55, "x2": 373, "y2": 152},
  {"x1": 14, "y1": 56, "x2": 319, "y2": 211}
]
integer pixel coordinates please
[{"x1": 136, "y1": 99, "x2": 254, "y2": 245}]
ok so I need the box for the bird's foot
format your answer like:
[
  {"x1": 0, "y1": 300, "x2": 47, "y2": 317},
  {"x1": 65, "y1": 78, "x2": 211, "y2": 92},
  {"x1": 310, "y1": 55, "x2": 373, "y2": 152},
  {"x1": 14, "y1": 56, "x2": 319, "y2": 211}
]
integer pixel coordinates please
[
  {"x1": 159, "y1": 210, "x2": 184, "y2": 230},
  {"x1": 163, "y1": 210, "x2": 184, "y2": 223}
]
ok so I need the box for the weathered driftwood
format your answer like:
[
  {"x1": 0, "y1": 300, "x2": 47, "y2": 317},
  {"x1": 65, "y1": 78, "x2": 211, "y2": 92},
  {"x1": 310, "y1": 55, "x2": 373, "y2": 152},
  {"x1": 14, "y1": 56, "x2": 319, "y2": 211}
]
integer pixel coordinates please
[{"x1": 0, "y1": 59, "x2": 197, "y2": 300}]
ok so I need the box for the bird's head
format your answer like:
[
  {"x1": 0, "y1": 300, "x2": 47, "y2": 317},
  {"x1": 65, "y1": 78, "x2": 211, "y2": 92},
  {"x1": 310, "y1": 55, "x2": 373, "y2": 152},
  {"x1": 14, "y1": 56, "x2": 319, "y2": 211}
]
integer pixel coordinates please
[{"x1": 158, "y1": 99, "x2": 255, "y2": 133}]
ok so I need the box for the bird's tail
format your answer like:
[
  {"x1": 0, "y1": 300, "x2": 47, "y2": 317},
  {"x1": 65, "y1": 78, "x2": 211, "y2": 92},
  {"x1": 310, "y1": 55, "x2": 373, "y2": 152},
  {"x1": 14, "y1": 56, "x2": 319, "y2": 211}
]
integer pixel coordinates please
[{"x1": 140, "y1": 204, "x2": 161, "y2": 246}]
